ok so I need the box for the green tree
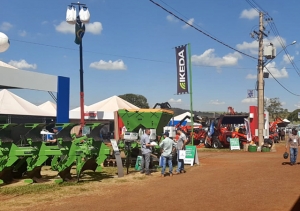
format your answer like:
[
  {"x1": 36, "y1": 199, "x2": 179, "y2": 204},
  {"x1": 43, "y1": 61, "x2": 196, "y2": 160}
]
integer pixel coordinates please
[
  {"x1": 264, "y1": 97, "x2": 286, "y2": 120},
  {"x1": 118, "y1": 93, "x2": 149, "y2": 108},
  {"x1": 287, "y1": 109, "x2": 300, "y2": 122}
]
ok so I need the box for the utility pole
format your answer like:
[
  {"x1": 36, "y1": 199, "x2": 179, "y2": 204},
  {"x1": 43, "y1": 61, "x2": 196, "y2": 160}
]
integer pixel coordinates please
[{"x1": 257, "y1": 12, "x2": 265, "y2": 147}]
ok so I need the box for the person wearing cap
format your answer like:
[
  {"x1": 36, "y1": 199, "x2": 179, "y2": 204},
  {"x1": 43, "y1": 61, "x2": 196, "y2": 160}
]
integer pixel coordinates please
[
  {"x1": 286, "y1": 128, "x2": 300, "y2": 165},
  {"x1": 174, "y1": 128, "x2": 188, "y2": 174},
  {"x1": 159, "y1": 132, "x2": 176, "y2": 177},
  {"x1": 46, "y1": 127, "x2": 59, "y2": 143}
]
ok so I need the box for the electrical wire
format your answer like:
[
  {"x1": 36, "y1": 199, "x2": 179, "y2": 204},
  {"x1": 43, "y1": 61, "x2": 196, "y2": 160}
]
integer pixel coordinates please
[
  {"x1": 245, "y1": 0, "x2": 300, "y2": 96},
  {"x1": 9, "y1": 38, "x2": 169, "y2": 64},
  {"x1": 149, "y1": 0, "x2": 257, "y2": 60},
  {"x1": 264, "y1": 66, "x2": 300, "y2": 96}
]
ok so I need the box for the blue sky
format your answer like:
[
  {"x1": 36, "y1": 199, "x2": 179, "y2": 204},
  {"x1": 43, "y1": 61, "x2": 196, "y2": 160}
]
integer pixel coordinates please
[{"x1": 1, "y1": 0, "x2": 300, "y2": 113}]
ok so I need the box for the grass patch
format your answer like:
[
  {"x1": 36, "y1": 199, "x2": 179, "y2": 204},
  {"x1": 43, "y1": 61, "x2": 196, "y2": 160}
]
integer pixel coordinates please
[
  {"x1": 133, "y1": 176, "x2": 146, "y2": 180},
  {"x1": 0, "y1": 184, "x2": 61, "y2": 195},
  {"x1": 116, "y1": 179, "x2": 128, "y2": 183}
]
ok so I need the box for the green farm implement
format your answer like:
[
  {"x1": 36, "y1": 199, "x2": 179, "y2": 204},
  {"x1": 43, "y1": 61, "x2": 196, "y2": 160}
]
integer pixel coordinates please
[
  {"x1": 117, "y1": 109, "x2": 174, "y2": 173},
  {"x1": 0, "y1": 123, "x2": 110, "y2": 184}
]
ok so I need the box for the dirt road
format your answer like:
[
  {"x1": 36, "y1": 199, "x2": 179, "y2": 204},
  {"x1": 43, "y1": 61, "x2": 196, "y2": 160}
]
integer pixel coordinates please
[{"x1": 2, "y1": 143, "x2": 300, "y2": 211}]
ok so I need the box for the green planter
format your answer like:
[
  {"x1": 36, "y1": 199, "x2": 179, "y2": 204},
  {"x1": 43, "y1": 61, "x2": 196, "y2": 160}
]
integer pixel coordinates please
[
  {"x1": 248, "y1": 145, "x2": 257, "y2": 152},
  {"x1": 261, "y1": 147, "x2": 270, "y2": 152}
]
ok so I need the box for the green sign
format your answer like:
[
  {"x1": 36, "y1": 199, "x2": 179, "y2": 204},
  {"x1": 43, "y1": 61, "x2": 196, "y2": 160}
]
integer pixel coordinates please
[
  {"x1": 185, "y1": 146, "x2": 196, "y2": 159},
  {"x1": 230, "y1": 138, "x2": 240, "y2": 150}
]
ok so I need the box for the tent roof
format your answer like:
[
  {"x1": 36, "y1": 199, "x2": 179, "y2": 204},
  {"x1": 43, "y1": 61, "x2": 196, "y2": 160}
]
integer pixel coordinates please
[
  {"x1": 87, "y1": 95, "x2": 139, "y2": 112},
  {"x1": 38, "y1": 101, "x2": 56, "y2": 116},
  {"x1": 0, "y1": 61, "x2": 17, "y2": 69},
  {"x1": 173, "y1": 112, "x2": 194, "y2": 122},
  {"x1": 0, "y1": 89, "x2": 53, "y2": 116},
  {"x1": 70, "y1": 105, "x2": 89, "y2": 112}
]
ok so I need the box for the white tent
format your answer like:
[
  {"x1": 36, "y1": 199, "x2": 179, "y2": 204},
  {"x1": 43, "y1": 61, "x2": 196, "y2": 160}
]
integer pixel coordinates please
[
  {"x1": 69, "y1": 105, "x2": 89, "y2": 119},
  {"x1": 69, "y1": 95, "x2": 139, "y2": 120},
  {"x1": 0, "y1": 89, "x2": 53, "y2": 116},
  {"x1": 172, "y1": 112, "x2": 201, "y2": 126},
  {"x1": 38, "y1": 101, "x2": 56, "y2": 116}
]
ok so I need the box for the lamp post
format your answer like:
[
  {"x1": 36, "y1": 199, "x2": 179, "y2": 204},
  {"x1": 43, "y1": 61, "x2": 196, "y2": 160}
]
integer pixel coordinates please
[{"x1": 66, "y1": 2, "x2": 90, "y2": 129}]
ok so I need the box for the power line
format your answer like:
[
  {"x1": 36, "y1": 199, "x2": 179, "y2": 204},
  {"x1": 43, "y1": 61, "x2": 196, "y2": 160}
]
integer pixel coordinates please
[
  {"x1": 149, "y1": 0, "x2": 257, "y2": 60},
  {"x1": 264, "y1": 66, "x2": 300, "y2": 96},
  {"x1": 10, "y1": 38, "x2": 169, "y2": 64}
]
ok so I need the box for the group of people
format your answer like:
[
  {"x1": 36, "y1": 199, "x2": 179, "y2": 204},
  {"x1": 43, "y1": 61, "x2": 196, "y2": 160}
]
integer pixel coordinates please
[{"x1": 139, "y1": 128, "x2": 188, "y2": 177}]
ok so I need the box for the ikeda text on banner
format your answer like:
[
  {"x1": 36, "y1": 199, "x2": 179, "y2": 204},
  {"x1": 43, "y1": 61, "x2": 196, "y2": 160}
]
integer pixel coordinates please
[{"x1": 175, "y1": 45, "x2": 188, "y2": 94}]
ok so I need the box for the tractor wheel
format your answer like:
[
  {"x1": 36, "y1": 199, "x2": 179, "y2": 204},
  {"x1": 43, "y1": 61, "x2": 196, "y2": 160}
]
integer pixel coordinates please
[
  {"x1": 204, "y1": 139, "x2": 211, "y2": 148},
  {"x1": 212, "y1": 139, "x2": 222, "y2": 149}
]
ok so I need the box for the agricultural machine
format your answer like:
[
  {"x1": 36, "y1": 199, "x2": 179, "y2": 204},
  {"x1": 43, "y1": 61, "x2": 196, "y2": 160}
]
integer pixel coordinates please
[
  {"x1": 174, "y1": 114, "x2": 209, "y2": 145},
  {"x1": 268, "y1": 117, "x2": 286, "y2": 143},
  {"x1": 204, "y1": 114, "x2": 250, "y2": 148},
  {"x1": 117, "y1": 108, "x2": 174, "y2": 172},
  {"x1": 0, "y1": 123, "x2": 110, "y2": 184}
]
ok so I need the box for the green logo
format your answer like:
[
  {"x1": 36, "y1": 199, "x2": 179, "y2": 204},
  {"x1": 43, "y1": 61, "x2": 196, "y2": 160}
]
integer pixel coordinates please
[{"x1": 180, "y1": 82, "x2": 186, "y2": 90}]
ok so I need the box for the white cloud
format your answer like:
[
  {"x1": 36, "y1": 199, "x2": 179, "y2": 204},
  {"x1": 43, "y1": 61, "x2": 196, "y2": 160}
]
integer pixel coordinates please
[
  {"x1": 282, "y1": 54, "x2": 294, "y2": 64},
  {"x1": 264, "y1": 61, "x2": 288, "y2": 78},
  {"x1": 166, "y1": 15, "x2": 178, "y2": 22},
  {"x1": 8, "y1": 59, "x2": 37, "y2": 69},
  {"x1": 236, "y1": 36, "x2": 287, "y2": 55},
  {"x1": 294, "y1": 103, "x2": 300, "y2": 108},
  {"x1": 89, "y1": 59, "x2": 127, "y2": 70},
  {"x1": 246, "y1": 74, "x2": 256, "y2": 79},
  {"x1": 209, "y1": 100, "x2": 225, "y2": 105},
  {"x1": 55, "y1": 21, "x2": 74, "y2": 34},
  {"x1": 240, "y1": 8, "x2": 259, "y2": 20},
  {"x1": 281, "y1": 101, "x2": 286, "y2": 105},
  {"x1": 296, "y1": 51, "x2": 299, "y2": 55},
  {"x1": 18, "y1": 30, "x2": 27, "y2": 37},
  {"x1": 192, "y1": 49, "x2": 241, "y2": 70},
  {"x1": 0, "y1": 22, "x2": 13, "y2": 31},
  {"x1": 55, "y1": 21, "x2": 103, "y2": 34},
  {"x1": 41, "y1": 21, "x2": 48, "y2": 25},
  {"x1": 241, "y1": 98, "x2": 257, "y2": 103},
  {"x1": 85, "y1": 22, "x2": 103, "y2": 34},
  {"x1": 168, "y1": 98, "x2": 182, "y2": 103},
  {"x1": 182, "y1": 18, "x2": 194, "y2": 29}
]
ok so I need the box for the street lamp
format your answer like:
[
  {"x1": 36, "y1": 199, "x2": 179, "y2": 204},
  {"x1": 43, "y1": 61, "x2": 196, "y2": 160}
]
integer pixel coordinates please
[{"x1": 66, "y1": 2, "x2": 90, "y2": 129}]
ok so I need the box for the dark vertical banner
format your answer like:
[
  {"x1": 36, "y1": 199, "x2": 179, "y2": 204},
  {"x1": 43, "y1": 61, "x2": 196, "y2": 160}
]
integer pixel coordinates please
[{"x1": 175, "y1": 45, "x2": 188, "y2": 94}]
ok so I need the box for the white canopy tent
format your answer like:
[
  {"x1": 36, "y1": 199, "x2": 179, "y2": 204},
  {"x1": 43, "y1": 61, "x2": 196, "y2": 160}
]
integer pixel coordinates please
[
  {"x1": 38, "y1": 101, "x2": 56, "y2": 117},
  {"x1": 171, "y1": 112, "x2": 201, "y2": 126},
  {"x1": 69, "y1": 96, "x2": 140, "y2": 120},
  {"x1": 0, "y1": 89, "x2": 53, "y2": 116}
]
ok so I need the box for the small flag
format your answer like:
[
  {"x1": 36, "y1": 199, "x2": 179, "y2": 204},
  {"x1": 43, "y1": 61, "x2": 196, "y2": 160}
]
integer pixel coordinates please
[{"x1": 75, "y1": 22, "x2": 85, "y2": 45}]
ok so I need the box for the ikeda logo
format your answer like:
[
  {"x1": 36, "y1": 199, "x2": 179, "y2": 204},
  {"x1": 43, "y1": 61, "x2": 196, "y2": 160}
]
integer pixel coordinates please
[
  {"x1": 178, "y1": 49, "x2": 187, "y2": 90},
  {"x1": 180, "y1": 82, "x2": 186, "y2": 90}
]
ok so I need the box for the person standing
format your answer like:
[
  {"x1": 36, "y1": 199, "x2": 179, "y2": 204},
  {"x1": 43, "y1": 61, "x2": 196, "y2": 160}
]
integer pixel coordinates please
[
  {"x1": 286, "y1": 128, "x2": 300, "y2": 165},
  {"x1": 140, "y1": 129, "x2": 152, "y2": 175},
  {"x1": 174, "y1": 128, "x2": 188, "y2": 174},
  {"x1": 159, "y1": 132, "x2": 176, "y2": 177}
]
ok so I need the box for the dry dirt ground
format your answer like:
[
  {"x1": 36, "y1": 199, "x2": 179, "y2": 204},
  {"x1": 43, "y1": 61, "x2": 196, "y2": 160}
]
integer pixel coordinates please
[{"x1": 1, "y1": 142, "x2": 300, "y2": 211}]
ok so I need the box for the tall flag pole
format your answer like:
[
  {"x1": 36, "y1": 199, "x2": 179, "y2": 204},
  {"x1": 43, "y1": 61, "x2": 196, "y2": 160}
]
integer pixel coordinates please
[
  {"x1": 188, "y1": 43, "x2": 194, "y2": 145},
  {"x1": 175, "y1": 43, "x2": 194, "y2": 145}
]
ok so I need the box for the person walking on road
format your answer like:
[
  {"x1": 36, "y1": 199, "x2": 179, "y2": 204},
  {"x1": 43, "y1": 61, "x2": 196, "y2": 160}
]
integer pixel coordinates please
[
  {"x1": 174, "y1": 128, "x2": 188, "y2": 174},
  {"x1": 140, "y1": 129, "x2": 152, "y2": 175},
  {"x1": 286, "y1": 128, "x2": 300, "y2": 165},
  {"x1": 159, "y1": 132, "x2": 176, "y2": 177}
]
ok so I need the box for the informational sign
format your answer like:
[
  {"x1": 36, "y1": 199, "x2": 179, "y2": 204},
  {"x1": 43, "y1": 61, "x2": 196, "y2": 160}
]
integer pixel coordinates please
[
  {"x1": 247, "y1": 89, "x2": 255, "y2": 98},
  {"x1": 298, "y1": 112, "x2": 300, "y2": 119},
  {"x1": 230, "y1": 138, "x2": 240, "y2": 150},
  {"x1": 184, "y1": 146, "x2": 199, "y2": 166},
  {"x1": 110, "y1": 139, "x2": 124, "y2": 177}
]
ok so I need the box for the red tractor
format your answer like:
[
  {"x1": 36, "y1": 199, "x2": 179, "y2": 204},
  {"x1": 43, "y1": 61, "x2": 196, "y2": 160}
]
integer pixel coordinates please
[
  {"x1": 204, "y1": 114, "x2": 250, "y2": 148},
  {"x1": 174, "y1": 114, "x2": 209, "y2": 145}
]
